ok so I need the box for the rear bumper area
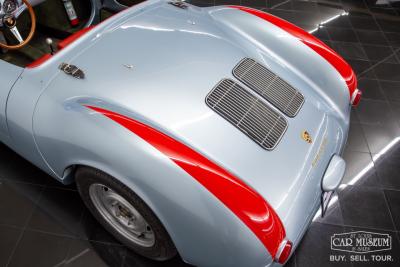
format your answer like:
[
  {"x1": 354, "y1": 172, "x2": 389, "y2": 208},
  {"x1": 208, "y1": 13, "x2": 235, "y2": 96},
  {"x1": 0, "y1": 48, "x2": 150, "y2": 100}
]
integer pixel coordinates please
[
  {"x1": 268, "y1": 200, "x2": 321, "y2": 267},
  {"x1": 277, "y1": 115, "x2": 349, "y2": 252}
]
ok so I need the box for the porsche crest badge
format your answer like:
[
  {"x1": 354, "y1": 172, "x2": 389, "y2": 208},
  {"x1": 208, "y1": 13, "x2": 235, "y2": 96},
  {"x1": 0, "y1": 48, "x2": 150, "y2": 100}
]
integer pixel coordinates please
[{"x1": 301, "y1": 130, "x2": 312, "y2": 144}]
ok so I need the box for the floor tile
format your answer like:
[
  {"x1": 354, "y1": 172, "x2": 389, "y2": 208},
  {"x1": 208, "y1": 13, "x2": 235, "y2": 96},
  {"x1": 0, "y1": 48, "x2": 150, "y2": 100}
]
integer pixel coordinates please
[
  {"x1": 240, "y1": 0, "x2": 267, "y2": 8},
  {"x1": 7, "y1": 230, "x2": 71, "y2": 267},
  {"x1": 389, "y1": 101, "x2": 400, "y2": 125},
  {"x1": 356, "y1": 30, "x2": 390, "y2": 46},
  {"x1": 385, "y1": 32, "x2": 400, "y2": 47},
  {"x1": 332, "y1": 42, "x2": 368, "y2": 60},
  {"x1": 358, "y1": 78, "x2": 385, "y2": 101},
  {"x1": 358, "y1": 67, "x2": 377, "y2": 79},
  {"x1": 349, "y1": 16, "x2": 380, "y2": 31},
  {"x1": 284, "y1": 254, "x2": 296, "y2": 267},
  {"x1": 345, "y1": 123, "x2": 370, "y2": 153},
  {"x1": 312, "y1": 27, "x2": 331, "y2": 41},
  {"x1": 374, "y1": 62, "x2": 400, "y2": 81},
  {"x1": 267, "y1": 9, "x2": 299, "y2": 23},
  {"x1": 376, "y1": 18, "x2": 400, "y2": 33},
  {"x1": 370, "y1": 7, "x2": 399, "y2": 16},
  {"x1": 361, "y1": 123, "x2": 400, "y2": 154},
  {"x1": 356, "y1": 99, "x2": 397, "y2": 125},
  {"x1": 338, "y1": 185, "x2": 395, "y2": 230},
  {"x1": 325, "y1": 16, "x2": 352, "y2": 29},
  {"x1": 373, "y1": 151, "x2": 400, "y2": 190},
  {"x1": 362, "y1": 45, "x2": 398, "y2": 63},
  {"x1": 347, "y1": 59, "x2": 374, "y2": 77},
  {"x1": 350, "y1": 108, "x2": 361, "y2": 124},
  {"x1": 124, "y1": 250, "x2": 192, "y2": 267},
  {"x1": 64, "y1": 239, "x2": 125, "y2": 267},
  {"x1": 380, "y1": 80, "x2": 400, "y2": 102},
  {"x1": 275, "y1": 1, "x2": 319, "y2": 13},
  {"x1": 341, "y1": 150, "x2": 379, "y2": 187},
  {"x1": 347, "y1": 9, "x2": 372, "y2": 18},
  {"x1": 26, "y1": 187, "x2": 85, "y2": 237},
  {"x1": 0, "y1": 225, "x2": 22, "y2": 267},
  {"x1": 384, "y1": 189, "x2": 400, "y2": 231},
  {"x1": 341, "y1": 0, "x2": 367, "y2": 10},
  {"x1": 269, "y1": 0, "x2": 290, "y2": 9},
  {"x1": 327, "y1": 27, "x2": 359, "y2": 42},
  {"x1": 0, "y1": 180, "x2": 43, "y2": 227}
]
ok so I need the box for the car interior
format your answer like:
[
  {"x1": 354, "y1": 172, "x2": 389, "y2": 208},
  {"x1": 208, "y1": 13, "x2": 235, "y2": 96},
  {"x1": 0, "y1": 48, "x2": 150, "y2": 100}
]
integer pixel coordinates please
[{"x1": 0, "y1": 0, "x2": 144, "y2": 68}]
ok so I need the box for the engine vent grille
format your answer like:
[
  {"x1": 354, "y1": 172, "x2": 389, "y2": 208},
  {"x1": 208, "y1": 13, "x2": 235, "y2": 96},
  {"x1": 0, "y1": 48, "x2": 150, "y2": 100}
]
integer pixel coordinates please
[
  {"x1": 233, "y1": 58, "x2": 304, "y2": 117},
  {"x1": 206, "y1": 79, "x2": 287, "y2": 150}
]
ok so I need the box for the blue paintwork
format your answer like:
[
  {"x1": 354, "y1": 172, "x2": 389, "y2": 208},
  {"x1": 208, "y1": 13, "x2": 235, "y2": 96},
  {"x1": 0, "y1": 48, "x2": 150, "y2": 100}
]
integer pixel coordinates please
[{"x1": 0, "y1": 1, "x2": 350, "y2": 266}]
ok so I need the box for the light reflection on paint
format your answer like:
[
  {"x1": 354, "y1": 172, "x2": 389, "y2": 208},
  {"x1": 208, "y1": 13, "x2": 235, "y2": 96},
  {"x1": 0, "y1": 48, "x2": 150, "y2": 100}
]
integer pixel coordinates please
[
  {"x1": 171, "y1": 112, "x2": 214, "y2": 130},
  {"x1": 121, "y1": 24, "x2": 174, "y2": 31},
  {"x1": 121, "y1": 24, "x2": 221, "y2": 38}
]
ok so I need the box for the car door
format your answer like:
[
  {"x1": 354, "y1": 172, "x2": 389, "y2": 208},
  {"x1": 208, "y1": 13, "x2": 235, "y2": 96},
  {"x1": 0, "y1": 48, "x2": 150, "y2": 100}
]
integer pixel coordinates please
[{"x1": 0, "y1": 60, "x2": 23, "y2": 138}]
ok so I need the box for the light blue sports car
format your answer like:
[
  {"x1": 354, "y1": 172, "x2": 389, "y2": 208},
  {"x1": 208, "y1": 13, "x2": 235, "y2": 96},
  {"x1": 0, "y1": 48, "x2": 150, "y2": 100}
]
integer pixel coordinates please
[{"x1": 0, "y1": 0, "x2": 360, "y2": 266}]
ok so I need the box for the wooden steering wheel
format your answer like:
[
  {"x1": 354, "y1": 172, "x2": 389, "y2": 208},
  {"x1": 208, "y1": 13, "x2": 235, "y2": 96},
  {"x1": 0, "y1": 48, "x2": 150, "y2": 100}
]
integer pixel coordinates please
[{"x1": 0, "y1": 0, "x2": 36, "y2": 50}]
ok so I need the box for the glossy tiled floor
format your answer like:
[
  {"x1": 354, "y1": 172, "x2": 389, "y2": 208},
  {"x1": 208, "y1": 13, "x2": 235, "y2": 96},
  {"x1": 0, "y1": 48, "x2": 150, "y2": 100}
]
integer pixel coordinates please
[{"x1": 1, "y1": 0, "x2": 400, "y2": 266}]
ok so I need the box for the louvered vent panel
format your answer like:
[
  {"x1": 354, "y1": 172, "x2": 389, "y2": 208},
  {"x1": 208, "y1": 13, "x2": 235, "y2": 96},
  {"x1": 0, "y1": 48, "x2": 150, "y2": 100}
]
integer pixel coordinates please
[
  {"x1": 233, "y1": 58, "x2": 304, "y2": 117},
  {"x1": 206, "y1": 79, "x2": 287, "y2": 150}
]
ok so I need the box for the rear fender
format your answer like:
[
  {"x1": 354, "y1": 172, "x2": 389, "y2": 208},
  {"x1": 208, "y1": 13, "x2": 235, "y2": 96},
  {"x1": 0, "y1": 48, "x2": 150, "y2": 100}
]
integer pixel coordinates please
[{"x1": 33, "y1": 97, "x2": 272, "y2": 267}]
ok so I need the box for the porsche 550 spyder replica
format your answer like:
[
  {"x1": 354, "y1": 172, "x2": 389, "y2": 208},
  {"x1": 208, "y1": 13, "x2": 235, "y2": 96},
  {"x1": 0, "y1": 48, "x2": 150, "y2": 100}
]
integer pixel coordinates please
[{"x1": 0, "y1": 0, "x2": 360, "y2": 266}]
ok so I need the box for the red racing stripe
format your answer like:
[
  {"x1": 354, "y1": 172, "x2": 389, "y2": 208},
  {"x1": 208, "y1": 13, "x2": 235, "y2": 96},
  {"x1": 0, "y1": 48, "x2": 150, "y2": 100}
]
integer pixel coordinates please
[
  {"x1": 85, "y1": 105, "x2": 286, "y2": 258},
  {"x1": 230, "y1": 6, "x2": 358, "y2": 101}
]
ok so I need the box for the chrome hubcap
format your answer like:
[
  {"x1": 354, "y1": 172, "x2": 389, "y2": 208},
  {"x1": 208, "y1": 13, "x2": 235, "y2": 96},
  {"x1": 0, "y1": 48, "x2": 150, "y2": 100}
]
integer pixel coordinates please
[{"x1": 89, "y1": 183, "x2": 155, "y2": 247}]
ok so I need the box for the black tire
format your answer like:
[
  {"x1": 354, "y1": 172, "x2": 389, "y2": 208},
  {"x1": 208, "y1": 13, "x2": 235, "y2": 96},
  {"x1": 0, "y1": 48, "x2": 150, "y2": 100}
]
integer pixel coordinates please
[{"x1": 75, "y1": 167, "x2": 177, "y2": 261}]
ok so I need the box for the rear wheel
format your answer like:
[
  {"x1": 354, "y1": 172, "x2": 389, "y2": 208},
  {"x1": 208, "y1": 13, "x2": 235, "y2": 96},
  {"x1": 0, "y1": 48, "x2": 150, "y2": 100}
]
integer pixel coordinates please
[{"x1": 76, "y1": 167, "x2": 177, "y2": 261}]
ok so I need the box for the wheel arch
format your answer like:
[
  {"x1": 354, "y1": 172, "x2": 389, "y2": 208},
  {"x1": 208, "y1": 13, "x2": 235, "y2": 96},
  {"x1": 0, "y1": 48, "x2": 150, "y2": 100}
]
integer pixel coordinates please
[
  {"x1": 33, "y1": 98, "x2": 272, "y2": 266},
  {"x1": 55, "y1": 141, "x2": 271, "y2": 267},
  {"x1": 62, "y1": 161, "x2": 184, "y2": 255}
]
